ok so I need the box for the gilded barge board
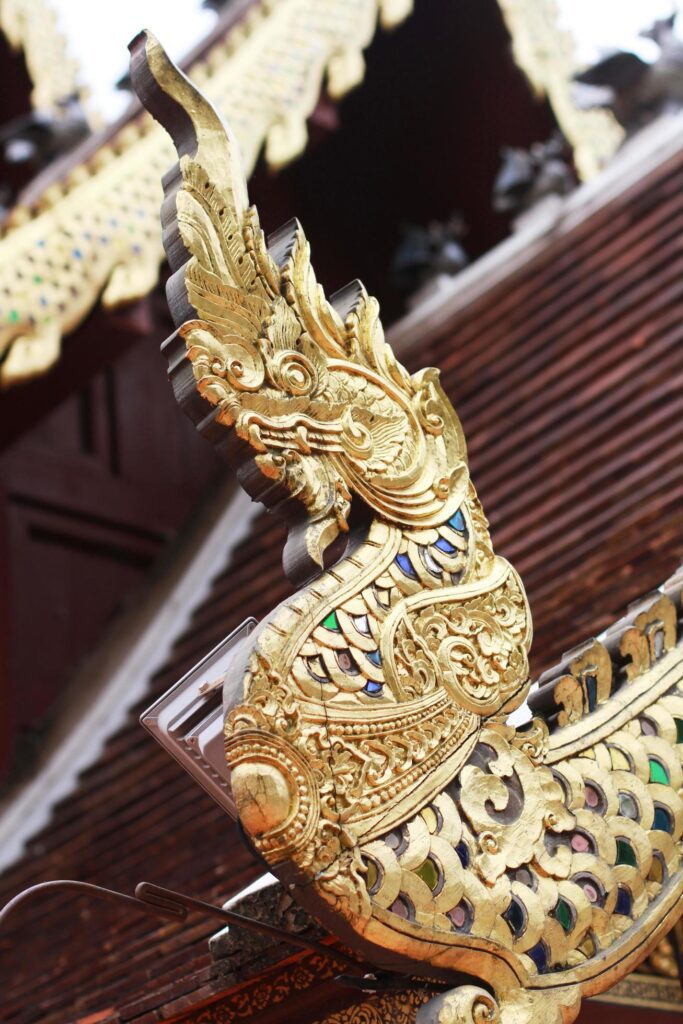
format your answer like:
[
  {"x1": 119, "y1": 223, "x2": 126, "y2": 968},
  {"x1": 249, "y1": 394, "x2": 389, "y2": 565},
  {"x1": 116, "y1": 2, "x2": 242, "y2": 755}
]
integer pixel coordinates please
[{"x1": 132, "y1": 32, "x2": 683, "y2": 1024}]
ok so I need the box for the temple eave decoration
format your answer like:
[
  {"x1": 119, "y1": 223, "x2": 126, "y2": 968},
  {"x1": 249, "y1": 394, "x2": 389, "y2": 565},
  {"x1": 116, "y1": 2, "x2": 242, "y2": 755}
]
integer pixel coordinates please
[
  {"x1": 0, "y1": 0, "x2": 89, "y2": 119},
  {"x1": 0, "y1": 0, "x2": 413, "y2": 388},
  {"x1": 496, "y1": 0, "x2": 624, "y2": 180}
]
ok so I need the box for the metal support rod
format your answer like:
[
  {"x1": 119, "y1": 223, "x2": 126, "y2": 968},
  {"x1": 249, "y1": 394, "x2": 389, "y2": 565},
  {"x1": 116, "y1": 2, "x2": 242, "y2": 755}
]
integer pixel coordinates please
[
  {"x1": 0, "y1": 879, "x2": 187, "y2": 931},
  {"x1": 135, "y1": 882, "x2": 362, "y2": 970},
  {"x1": 0, "y1": 878, "x2": 362, "y2": 973}
]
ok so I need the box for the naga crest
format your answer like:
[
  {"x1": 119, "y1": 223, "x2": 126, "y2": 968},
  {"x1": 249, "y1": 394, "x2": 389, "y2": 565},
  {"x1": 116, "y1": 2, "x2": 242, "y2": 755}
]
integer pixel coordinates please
[{"x1": 132, "y1": 32, "x2": 466, "y2": 578}]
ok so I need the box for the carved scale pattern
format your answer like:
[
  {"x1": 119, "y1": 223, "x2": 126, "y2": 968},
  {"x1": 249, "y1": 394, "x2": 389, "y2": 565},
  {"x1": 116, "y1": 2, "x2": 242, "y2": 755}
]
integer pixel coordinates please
[{"x1": 361, "y1": 680, "x2": 683, "y2": 977}]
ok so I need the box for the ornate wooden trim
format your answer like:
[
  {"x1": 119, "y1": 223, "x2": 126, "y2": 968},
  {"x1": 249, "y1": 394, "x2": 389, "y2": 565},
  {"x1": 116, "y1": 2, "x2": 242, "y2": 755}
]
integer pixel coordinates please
[
  {"x1": 0, "y1": 0, "x2": 412, "y2": 387},
  {"x1": 0, "y1": 0, "x2": 88, "y2": 117},
  {"x1": 496, "y1": 0, "x2": 623, "y2": 180}
]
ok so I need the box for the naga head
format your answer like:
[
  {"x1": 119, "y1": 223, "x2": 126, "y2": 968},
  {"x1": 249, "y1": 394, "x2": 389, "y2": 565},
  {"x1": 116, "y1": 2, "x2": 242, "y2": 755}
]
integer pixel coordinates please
[{"x1": 130, "y1": 30, "x2": 468, "y2": 579}]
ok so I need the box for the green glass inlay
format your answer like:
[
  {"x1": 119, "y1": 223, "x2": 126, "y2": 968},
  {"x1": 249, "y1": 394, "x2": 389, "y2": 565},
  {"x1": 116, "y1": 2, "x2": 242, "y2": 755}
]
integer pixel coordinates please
[
  {"x1": 33, "y1": 275, "x2": 42, "y2": 284},
  {"x1": 555, "y1": 898, "x2": 573, "y2": 933},
  {"x1": 416, "y1": 858, "x2": 439, "y2": 891},
  {"x1": 648, "y1": 758, "x2": 669, "y2": 785},
  {"x1": 616, "y1": 839, "x2": 637, "y2": 867},
  {"x1": 8, "y1": 310, "x2": 19, "y2": 323},
  {"x1": 675, "y1": 718, "x2": 683, "y2": 744},
  {"x1": 321, "y1": 610, "x2": 341, "y2": 632}
]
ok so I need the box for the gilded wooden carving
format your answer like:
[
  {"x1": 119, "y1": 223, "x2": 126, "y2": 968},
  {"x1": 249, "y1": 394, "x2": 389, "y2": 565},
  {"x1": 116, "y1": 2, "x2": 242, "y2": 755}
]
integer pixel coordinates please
[{"x1": 130, "y1": 34, "x2": 683, "y2": 1024}]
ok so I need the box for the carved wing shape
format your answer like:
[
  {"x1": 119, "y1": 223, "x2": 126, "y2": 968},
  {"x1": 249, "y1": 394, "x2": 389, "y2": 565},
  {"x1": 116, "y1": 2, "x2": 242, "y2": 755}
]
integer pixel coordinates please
[{"x1": 130, "y1": 31, "x2": 468, "y2": 577}]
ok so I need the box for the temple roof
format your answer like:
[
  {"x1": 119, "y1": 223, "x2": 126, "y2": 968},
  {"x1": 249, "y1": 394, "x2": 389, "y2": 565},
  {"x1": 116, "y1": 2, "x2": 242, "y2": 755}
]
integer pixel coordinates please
[{"x1": 1, "y1": 110, "x2": 683, "y2": 1021}]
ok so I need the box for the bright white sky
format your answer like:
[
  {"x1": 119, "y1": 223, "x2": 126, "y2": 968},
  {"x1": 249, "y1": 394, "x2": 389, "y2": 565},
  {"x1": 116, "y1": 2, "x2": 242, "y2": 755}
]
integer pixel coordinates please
[
  {"x1": 557, "y1": 0, "x2": 681, "y2": 63},
  {"x1": 50, "y1": 0, "x2": 682, "y2": 123},
  {"x1": 53, "y1": 0, "x2": 217, "y2": 121}
]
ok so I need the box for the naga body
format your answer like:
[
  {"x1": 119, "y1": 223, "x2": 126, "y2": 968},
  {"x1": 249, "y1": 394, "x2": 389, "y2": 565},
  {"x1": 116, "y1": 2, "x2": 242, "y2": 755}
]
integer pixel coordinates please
[{"x1": 130, "y1": 33, "x2": 683, "y2": 1024}]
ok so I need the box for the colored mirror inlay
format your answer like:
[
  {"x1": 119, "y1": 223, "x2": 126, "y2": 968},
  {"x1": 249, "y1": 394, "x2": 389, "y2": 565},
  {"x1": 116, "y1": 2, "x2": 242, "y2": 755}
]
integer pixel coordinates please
[
  {"x1": 389, "y1": 895, "x2": 415, "y2": 921},
  {"x1": 395, "y1": 552, "x2": 418, "y2": 579},
  {"x1": 455, "y1": 841, "x2": 470, "y2": 868},
  {"x1": 336, "y1": 650, "x2": 359, "y2": 674},
  {"x1": 584, "y1": 674, "x2": 598, "y2": 712},
  {"x1": 447, "y1": 901, "x2": 470, "y2": 930},
  {"x1": 615, "y1": 886, "x2": 632, "y2": 916},
  {"x1": 648, "y1": 758, "x2": 669, "y2": 785},
  {"x1": 653, "y1": 805, "x2": 673, "y2": 833},
  {"x1": 363, "y1": 680, "x2": 383, "y2": 696},
  {"x1": 584, "y1": 784, "x2": 601, "y2": 809},
  {"x1": 352, "y1": 614, "x2": 371, "y2": 636},
  {"x1": 618, "y1": 792, "x2": 639, "y2": 820},
  {"x1": 416, "y1": 857, "x2": 440, "y2": 891},
  {"x1": 581, "y1": 881, "x2": 599, "y2": 904},
  {"x1": 649, "y1": 855, "x2": 664, "y2": 883},
  {"x1": 527, "y1": 942, "x2": 548, "y2": 972},
  {"x1": 420, "y1": 806, "x2": 438, "y2": 833},
  {"x1": 616, "y1": 838, "x2": 637, "y2": 867},
  {"x1": 363, "y1": 857, "x2": 382, "y2": 895},
  {"x1": 449, "y1": 509, "x2": 466, "y2": 532},
  {"x1": 554, "y1": 898, "x2": 573, "y2": 933},
  {"x1": 503, "y1": 897, "x2": 526, "y2": 937},
  {"x1": 322, "y1": 610, "x2": 341, "y2": 631},
  {"x1": 675, "y1": 718, "x2": 683, "y2": 744}
]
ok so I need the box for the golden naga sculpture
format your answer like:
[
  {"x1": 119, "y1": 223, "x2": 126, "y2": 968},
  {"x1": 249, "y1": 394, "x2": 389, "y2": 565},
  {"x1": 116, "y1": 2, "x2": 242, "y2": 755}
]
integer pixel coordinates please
[{"x1": 129, "y1": 33, "x2": 683, "y2": 1024}]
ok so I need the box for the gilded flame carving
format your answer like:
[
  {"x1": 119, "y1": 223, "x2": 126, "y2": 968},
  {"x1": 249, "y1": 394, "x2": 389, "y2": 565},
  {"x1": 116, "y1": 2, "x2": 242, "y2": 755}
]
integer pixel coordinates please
[{"x1": 131, "y1": 34, "x2": 683, "y2": 1024}]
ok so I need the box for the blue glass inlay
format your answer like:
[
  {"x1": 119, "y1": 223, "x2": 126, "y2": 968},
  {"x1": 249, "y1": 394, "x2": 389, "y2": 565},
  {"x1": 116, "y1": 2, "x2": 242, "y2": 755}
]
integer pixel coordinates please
[
  {"x1": 434, "y1": 537, "x2": 457, "y2": 554},
  {"x1": 363, "y1": 680, "x2": 383, "y2": 697},
  {"x1": 527, "y1": 942, "x2": 548, "y2": 973},
  {"x1": 615, "y1": 886, "x2": 632, "y2": 916},
  {"x1": 367, "y1": 650, "x2": 382, "y2": 667},
  {"x1": 395, "y1": 552, "x2": 418, "y2": 579},
  {"x1": 455, "y1": 841, "x2": 469, "y2": 868},
  {"x1": 585, "y1": 674, "x2": 598, "y2": 712},
  {"x1": 449, "y1": 509, "x2": 466, "y2": 532},
  {"x1": 653, "y1": 805, "x2": 673, "y2": 833},
  {"x1": 72, "y1": 248, "x2": 82, "y2": 259}
]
